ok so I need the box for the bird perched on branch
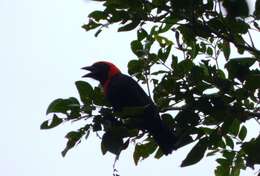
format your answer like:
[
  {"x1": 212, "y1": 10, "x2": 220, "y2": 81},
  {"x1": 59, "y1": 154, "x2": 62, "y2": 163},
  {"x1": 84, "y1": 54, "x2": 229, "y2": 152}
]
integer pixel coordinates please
[{"x1": 82, "y1": 61, "x2": 177, "y2": 155}]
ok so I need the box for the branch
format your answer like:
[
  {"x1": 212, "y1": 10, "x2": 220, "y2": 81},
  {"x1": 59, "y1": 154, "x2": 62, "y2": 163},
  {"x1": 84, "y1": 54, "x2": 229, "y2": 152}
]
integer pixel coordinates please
[
  {"x1": 247, "y1": 112, "x2": 260, "y2": 119},
  {"x1": 160, "y1": 106, "x2": 186, "y2": 112}
]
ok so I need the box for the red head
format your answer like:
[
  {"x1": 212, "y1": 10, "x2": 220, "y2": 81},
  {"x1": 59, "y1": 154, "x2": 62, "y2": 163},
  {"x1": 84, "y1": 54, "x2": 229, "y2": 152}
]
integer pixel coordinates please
[{"x1": 81, "y1": 61, "x2": 121, "y2": 85}]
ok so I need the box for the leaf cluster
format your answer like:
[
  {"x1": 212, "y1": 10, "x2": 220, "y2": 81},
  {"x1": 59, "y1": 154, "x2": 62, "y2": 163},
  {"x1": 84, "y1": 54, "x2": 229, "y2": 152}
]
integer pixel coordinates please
[{"x1": 42, "y1": 0, "x2": 260, "y2": 175}]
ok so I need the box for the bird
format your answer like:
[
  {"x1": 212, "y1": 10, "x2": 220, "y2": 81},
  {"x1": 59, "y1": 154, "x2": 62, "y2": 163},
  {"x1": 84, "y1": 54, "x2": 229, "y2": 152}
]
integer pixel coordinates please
[{"x1": 81, "y1": 61, "x2": 177, "y2": 155}]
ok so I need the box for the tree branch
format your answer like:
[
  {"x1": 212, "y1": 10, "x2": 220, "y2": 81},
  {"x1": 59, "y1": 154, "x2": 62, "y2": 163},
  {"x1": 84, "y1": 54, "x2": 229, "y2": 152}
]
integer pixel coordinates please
[{"x1": 160, "y1": 106, "x2": 186, "y2": 112}]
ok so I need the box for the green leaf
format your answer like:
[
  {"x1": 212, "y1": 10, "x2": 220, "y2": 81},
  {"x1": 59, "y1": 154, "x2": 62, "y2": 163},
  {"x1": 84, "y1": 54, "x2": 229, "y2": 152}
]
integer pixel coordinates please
[
  {"x1": 223, "y1": 41, "x2": 230, "y2": 60},
  {"x1": 181, "y1": 137, "x2": 208, "y2": 167},
  {"x1": 223, "y1": 0, "x2": 249, "y2": 17},
  {"x1": 215, "y1": 164, "x2": 230, "y2": 176},
  {"x1": 238, "y1": 125, "x2": 247, "y2": 141},
  {"x1": 254, "y1": 0, "x2": 260, "y2": 19},
  {"x1": 229, "y1": 119, "x2": 240, "y2": 136},
  {"x1": 131, "y1": 40, "x2": 144, "y2": 57},
  {"x1": 62, "y1": 131, "x2": 83, "y2": 157},
  {"x1": 82, "y1": 20, "x2": 101, "y2": 31},
  {"x1": 133, "y1": 140, "x2": 157, "y2": 165},
  {"x1": 154, "y1": 148, "x2": 164, "y2": 159},
  {"x1": 206, "y1": 47, "x2": 213, "y2": 56},
  {"x1": 225, "y1": 57, "x2": 256, "y2": 81},
  {"x1": 101, "y1": 131, "x2": 124, "y2": 155},
  {"x1": 46, "y1": 97, "x2": 80, "y2": 115},
  {"x1": 158, "y1": 44, "x2": 172, "y2": 62},
  {"x1": 128, "y1": 59, "x2": 144, "y2": 75},
  {"x1": 223, "y1": 150, "x2": 235, "y2": 161},
  {"x1": 40, "y1": 114, "x2": 63, "y2": 130},
  {"x1": 92, "y1": 87, "x2": 109, "y2": 106},
  {"x1": 137, "y1": 28, "x2": 148, "y2": 41},
  {"x1": 175, "y1": 59, "x2": 194, "y2": 76},
  {"x1": 245, "y1": 74, "x2": 260, "y2": 90},
  {"x1": 242, "y1": 136, "x2": 260, "y2": 166},
  {"x1": 118, "y1": 20, "x2": 140, "y2": 32},
  {"x1": 224, "y1": 135, "x2": 234, "y2": 149},
  {"x1": 88, "y1": 10, "x2": 107, "y2": 21},
  {"x1": 75, "y1": 81, "x2": 93, "y2": 104}
]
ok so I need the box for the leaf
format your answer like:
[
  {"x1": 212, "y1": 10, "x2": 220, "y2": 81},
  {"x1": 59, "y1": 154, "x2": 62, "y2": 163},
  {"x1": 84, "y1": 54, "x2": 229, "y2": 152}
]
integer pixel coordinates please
[
  {"x1": 118, "y1": 20, "x2": 140, "y2": 32},
  {"x1": 128, "y1": 59, "x2": 144, "y2": 75},
  {"x1": 137, "y1": 28, "x2": 148, "y2": 41},
  {"x1": 75, "y1": 81, "x2": 93, "y2": 104},
  {"x1": 245, "y1": 74, "x2": 260, "y2": 90},
  {"x1": 133, "y1": 140, "x2": 157, "y2": 165},
  {"x1": 215, "y1": 164, "x2": 230, "y2": 176},
  {"x1": 46, "y1": 97, "x2": 80, "y2": 115},
  {"x1": 254, "y1": 0, "x2": 260, "y2": 19},
  {"x1": 223, "y1": 150, "x2": 235, "y2": 161},
  {"x1": 101, "y1": 131, "x2": 124, "y2": 155},
  {"x1": 175, "y1": 59, "x2": 194, "y2": 76},
  {"x1": 229, "y1": 119, "x2": 240, "y2": 136},
  {"x1": 181, "y1": 137, "x2": 208, "y2": 167},
  {"x1": 88, "y1": 10, "x2": 107, "y2": 21},
  {"x1": 242, "y1": 136, "x2": 260, "y2": 166},
  {"x1": 154, "y1": 148, "x2": 164, "y2": 159},
  {"x1": 223, "y1": 41, "x2": 230, "y2": 60},
  {"x1": 82, "y1": 20, "x2": 101, "y2": 31},
  {"x1": 224, "y1": 135, "x2": 234, "y2": 149},
  {"x1": 238, "y1": 125, "x2": 247, "y2": 141},
  {"x1": 92, "y1": 87, "x2": 109, "y2": 106},
  {"x1": 40, "y1": 114, "x2": 63, "y2": 130},
  {"x1": 131, "y1": 40, "x2": 144, "y2": 57},
  {"x1": 158, "y1": 44, "x2": 172, "y2": 62},
  {"x1": 222, "y1": 0, "x2": 249, "y2": 17},
  {"x1": 62, "y1": 131, "x2": 83, "y2": 157},
  {"x1": 225, "y1": 57, "x2": 256, "y2": 81}
]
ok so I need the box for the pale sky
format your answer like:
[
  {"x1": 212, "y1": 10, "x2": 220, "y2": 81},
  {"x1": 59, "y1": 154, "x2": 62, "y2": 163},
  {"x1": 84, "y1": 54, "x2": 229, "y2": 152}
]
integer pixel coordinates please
[{"x1": 0, "y1": 0, "x2": 259, "y2": 176}]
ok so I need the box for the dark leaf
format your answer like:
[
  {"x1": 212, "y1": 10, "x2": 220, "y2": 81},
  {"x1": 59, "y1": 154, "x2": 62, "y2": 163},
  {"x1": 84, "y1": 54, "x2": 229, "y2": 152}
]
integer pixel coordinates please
[
  {"x1": 101, "y1": 130, "x2": 124, "y2": 155},
  {"x1": 222, "y1": 0, "x2": 249, "y2": 17},
  {"x1": 137, "y1": 28, "x2": 148, "y2": 41},
  {"x1": 62, "y1": 131, "x2": 83, "y2": 157},
  {"x1": 40, "y1": 114, "x2": 63, "y2": 130},
  {"x1": 133, "y1": 140, "x2": 157, "y2": 165},
  {"x1": 225, "y1": 57, "x2": 256, "y2": 81},
  {"x1": 223, "y1": 41, "x2": 230, "y2": 60},
  {"x1": 175, "y1": 59, "x2": 194, "y2": 76},
  {"x1": 242, "y1": 136, "x2": 260, "y2": 167},
  {"x1": 93, "y1": 87, "x2": 109, "y2": 106},
  {"x1": 131, "y1": 40, "x2": 144, "y2": 57},
  {"x1": 238, "y1": 125, "x2": 247, "y2": 141},
  {"x1": 181, "y1": 137, "x2": 208, "y2": 167},
  {"x1": 128, "y1": 59, "x2": 145, "y2": 75},
  {"x1": 154, "y1": 148, "x2": 164, "y2": 159},
  {"x1": 46, "y1": 97, "x2": 80, "y2": 115},
  {"x1": 88, "y1": 10, "x2": 107, "y2": 21},
  {"x1": 75, "y1": 81, "x2": 93, "y2": 104},
  {"x1": 118, "y1": 20, "x2": 140, "y2": 32},
  {"x1": 82, "y1": 20, "x2": 101, "y2": 31},
  {"x1": 254, "y1": 0, "x2": 260, "y2": 19},
  {"x1": 245, "y1": 74, "x2": 260, "y2": 90}
]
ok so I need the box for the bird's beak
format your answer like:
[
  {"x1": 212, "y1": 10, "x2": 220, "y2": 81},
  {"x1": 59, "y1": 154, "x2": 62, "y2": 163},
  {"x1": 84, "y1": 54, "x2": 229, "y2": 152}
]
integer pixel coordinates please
[{"x1": 81, "y1": 66, "x2": 95, "y2": 78}]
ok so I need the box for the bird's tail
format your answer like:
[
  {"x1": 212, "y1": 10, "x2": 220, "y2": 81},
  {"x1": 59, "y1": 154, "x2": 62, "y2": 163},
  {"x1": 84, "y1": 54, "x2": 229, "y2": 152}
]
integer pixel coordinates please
[
  {"x1": 143, "y1": 104, "x2": 192, "y2": 155},
  {"x1": 149, "y1": 120, "x2": 177, "y2": 155}
]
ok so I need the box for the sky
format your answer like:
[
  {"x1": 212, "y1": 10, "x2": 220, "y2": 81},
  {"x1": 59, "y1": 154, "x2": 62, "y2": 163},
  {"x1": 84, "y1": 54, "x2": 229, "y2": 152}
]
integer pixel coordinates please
[{"x1": 0, "y1": 0, "x2": 259, "y2": 176}]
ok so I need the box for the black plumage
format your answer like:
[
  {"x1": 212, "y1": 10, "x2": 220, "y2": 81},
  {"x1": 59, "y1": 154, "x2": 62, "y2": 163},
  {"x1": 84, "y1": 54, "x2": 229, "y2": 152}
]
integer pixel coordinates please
[{"x1": 82, "y1": 61, "x2": 176, "y2": 155}]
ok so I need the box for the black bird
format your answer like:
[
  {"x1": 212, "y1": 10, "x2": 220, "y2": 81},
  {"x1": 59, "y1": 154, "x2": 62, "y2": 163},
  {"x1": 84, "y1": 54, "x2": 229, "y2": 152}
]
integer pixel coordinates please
[{"x1": 82, "y1": 61, "x2": 177, "y2": 155}]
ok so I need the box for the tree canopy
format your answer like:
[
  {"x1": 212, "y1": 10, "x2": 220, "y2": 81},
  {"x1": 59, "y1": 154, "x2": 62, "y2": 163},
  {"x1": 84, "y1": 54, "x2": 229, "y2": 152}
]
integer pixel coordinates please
[{"x1": 41, "y1": 0, "x2": 260, "y2": 175}]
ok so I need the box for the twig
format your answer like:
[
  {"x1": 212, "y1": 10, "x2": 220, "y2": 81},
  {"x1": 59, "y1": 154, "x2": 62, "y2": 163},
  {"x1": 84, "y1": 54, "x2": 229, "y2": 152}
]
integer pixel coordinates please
[
  {"x1": 248, "y1": 30, "x2": 255, "y2": 49},
  {"x1": 160, "y1": 106, "x2": 186, "y2": 112}
]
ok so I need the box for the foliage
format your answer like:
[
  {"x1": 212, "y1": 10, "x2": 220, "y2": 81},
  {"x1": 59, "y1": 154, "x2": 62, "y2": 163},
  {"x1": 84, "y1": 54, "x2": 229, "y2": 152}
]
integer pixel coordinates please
[{"x1": 41, "y1": 0, "x2": 260, "y2": 175}]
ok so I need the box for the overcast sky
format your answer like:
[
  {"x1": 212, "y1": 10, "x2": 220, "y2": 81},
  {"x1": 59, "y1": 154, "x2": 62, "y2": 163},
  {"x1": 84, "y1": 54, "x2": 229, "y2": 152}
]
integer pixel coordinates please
[{"x1": 0, "y1": 0, "x2": 259, "y2": 176}]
